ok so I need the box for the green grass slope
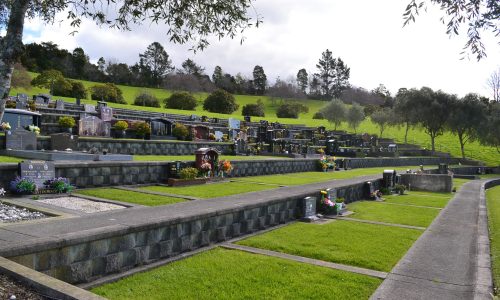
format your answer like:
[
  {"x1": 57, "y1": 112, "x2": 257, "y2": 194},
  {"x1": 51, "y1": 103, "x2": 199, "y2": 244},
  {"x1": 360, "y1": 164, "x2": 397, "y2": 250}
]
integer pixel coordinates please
[{"x1": 10, "y1": 73, "x2": 500, "y2": 165}]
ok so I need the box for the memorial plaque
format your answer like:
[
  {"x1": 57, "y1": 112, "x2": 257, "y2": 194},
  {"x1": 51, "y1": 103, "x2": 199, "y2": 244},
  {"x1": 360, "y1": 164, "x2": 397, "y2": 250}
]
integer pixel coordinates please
[
  {"x1": 34, "y1": 96, "x2": 49, "y2": 108},
  {"x1": 100, "y1": 107, "x2": 113, "y2": 122},
  {"x1": 5, "y1": 128, "x2": 36, "y2": 150},
  {"x1": 19, "y1": 160, "x2": 55, "y2": 188},
  {"x1": 15, "y1": 100, "x2": 26, "y2": 109},
  {"x1": 51, "y1": 133, "x2": 78, "y2": 151},
  {"x1": 100, "y1": 122, "x2": 111, "y2": 137},
  {"x1": 214, "y1": 131, "x2": 223, "y2": 141},
  {"x1": 228, "y1": 118, "x2": 240, "y2": 130},
  {"x1": 55, "y1": 100, "x2": 65, "y2": 110},
  {"x1": 84, "y1": 104, "x2": 96, "y2": 113},
  {"x1": 301, "y1": 196, "x2": 318, "y2": 222}
]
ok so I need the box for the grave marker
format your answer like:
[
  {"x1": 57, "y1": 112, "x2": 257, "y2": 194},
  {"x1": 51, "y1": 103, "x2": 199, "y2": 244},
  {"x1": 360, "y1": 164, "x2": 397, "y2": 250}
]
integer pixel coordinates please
[
  {"x1": 55, "y1": 100, "x2": 65, "y2": 110},
  {"x1": 19, "y1": 160, "x2": 55, "y2": 188},
  {"x1": 100, "y1": 107, "x2": 113, "y2": 122},
  {"x1": 51, "y1": 133, "x2": 78, "y2": 151},
  {"x1": 301, "y1": 196, "x2": 319, "y2": 222},
  {"x1": 84, "y1": 104, "x2": 96, "y2": 113},
  {"x1": 5, "y1": 128, "x2": 37, "y2": 150}
]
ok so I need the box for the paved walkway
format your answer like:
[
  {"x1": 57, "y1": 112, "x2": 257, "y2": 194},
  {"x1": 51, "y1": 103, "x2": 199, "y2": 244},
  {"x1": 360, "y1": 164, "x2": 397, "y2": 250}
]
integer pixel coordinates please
[{"x1": 370, "y1": 179, "x2": 493, "y2": 300}]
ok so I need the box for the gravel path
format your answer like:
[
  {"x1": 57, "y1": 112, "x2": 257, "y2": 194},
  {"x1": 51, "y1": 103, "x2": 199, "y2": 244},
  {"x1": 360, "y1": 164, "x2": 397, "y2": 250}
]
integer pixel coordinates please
[
  {"x1": 0, "y1": 203, "x2": 46, "y2": 223},
  {"x1": 0, "y1": 274, "x2": 46, "y2": 299},
  {"x1": 38, "y1": 197, "x2": 125, "y2": 213}
]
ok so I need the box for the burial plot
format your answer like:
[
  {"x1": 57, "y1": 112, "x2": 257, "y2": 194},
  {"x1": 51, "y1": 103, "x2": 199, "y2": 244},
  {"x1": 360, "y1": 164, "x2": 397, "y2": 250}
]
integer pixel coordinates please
[
  {"x1": 1, "y1": 109, "x2": 41, "y2": 131},
  {"x1": 51, "y1": 133, "x2": 78, "y2": 151},
  {"x1": 5, "y1": 128, "x2": 37, "y2": 150},
  {"x1": 79, "y1": 116, "x2": 103, "y2": 136},
  {"x1": 301, "y1": 196, "x2": 319, "y2": 222},
  {"x1": 55, "y1": 100, "x2": 65, "y2": 110},
  {"x1": 100, "y1": 107, "x2": 113, "y2": 122},
  {"x1": 19, "y1": 160, "x2": 55, "y2": 188},
  {"x1": 34, "y1": 95, "x2": 50, "y2": 108}
]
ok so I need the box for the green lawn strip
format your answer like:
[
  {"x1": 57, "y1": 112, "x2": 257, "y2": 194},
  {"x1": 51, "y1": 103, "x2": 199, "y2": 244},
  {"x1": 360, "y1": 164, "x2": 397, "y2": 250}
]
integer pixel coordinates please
[
  {"x1": 76, "y1": 188, "x2": 186, "y2": 206},
  {"x1": 487, "y1": 185, "x2": 500, "y2": 292},
  {"x1": 234, "y1": 166, "x2": 423, "y2": 186},
  {"x1": 383, "y1": 191, "x2": 452, "y2": 208},
  {"x1": 453, "y1": 178, "x2": 472, "y2": 190},
  {"x1": 139, "y1": 182, "x2": 278, "y2": 199},
  {"x1": 0, "y1": 155, "x2": 23, "y2": 163},
  {"x1": 347, "y1": 201, "x2": 440, "y2": 228},
  {"x1": 133, "y1": 155, "x2": 286, "y2": 161},
  {"x1": 237, "y1": 221, "x2": 421, "y2": 272},
  {"x1": 91, "y1": 247, "x2": 381, "y2": 300},
  {"x1": 481, "y1": 174, "x2": 500, "y2": 179}
]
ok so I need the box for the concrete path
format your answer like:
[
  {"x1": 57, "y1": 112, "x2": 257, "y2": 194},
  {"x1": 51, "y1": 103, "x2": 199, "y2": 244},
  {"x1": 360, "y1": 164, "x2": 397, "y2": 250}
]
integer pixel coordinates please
[{"x1": 370, "y1": 180, "x2": 493, "y2": 300}]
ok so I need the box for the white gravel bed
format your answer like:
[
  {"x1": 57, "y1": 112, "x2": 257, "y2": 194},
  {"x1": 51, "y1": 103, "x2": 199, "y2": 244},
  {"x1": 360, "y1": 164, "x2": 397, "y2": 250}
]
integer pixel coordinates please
[
  {"x1": 0, "y1": 203, "x2": 47, "y2": 223},
  {"x1": 38, "y1": 197, "x2": 125, "y2": 213}
]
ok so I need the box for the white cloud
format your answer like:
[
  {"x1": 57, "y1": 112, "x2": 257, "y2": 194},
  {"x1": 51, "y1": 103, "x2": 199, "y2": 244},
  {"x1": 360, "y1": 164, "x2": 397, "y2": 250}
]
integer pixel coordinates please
[{"x1": 22, "y1": 0, "x2": 500, "y2": 98}]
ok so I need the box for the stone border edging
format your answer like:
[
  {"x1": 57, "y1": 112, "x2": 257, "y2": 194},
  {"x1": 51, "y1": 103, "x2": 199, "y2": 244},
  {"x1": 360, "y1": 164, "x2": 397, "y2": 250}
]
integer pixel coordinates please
[
  {"x1": 0, "y1": 256, "x2": 104, "y2": 300},
  {"x1": 476, "y1": 178, "x2": 500, "y2": 299}
]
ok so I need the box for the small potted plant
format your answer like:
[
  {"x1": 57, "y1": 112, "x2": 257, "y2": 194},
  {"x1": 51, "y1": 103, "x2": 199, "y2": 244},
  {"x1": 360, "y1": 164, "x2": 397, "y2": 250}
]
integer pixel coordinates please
[
  {"x1": 27, "y1": 125, "x2": 40, "y2": 135},
  {"x1": 10, "y1": 177, "x2": 37, "y2": 195},
  {"x1": 168, "y1": 167, "x2": 208, "y2": 186},
  {"x1": 1, "y1": 122, "x2": 11, "y2": 133},
  {"x1": 58, "y1": 116, "x2": 76, "y2": 134},
  {"x1": 113, "y1": 120, "x2": 129, "y2": 138},
  {"x1": 44, "y1": 177, "x2": 73, "y2": 193},
  {"x1": 133, "y1": 121, "x2": 151, "y2": 139},
  {"x1": 393, "y1": 184, "x2": 406, "y2": 195}
]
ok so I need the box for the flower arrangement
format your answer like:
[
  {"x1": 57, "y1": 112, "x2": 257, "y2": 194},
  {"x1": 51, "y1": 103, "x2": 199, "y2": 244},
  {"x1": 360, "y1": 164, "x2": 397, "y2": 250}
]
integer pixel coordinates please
[
  {"x1": 27, "y1": 125, "x2": 40, "y2": 135},
  {"x1": 44, "y1": 177, "x2": 73, "y2": 193},
  {"x1": 220, "y1": 160, "x2": 233, "y2": 173},
  {"x1": 320, "y1": 189, "x2": 336, "y2": 215},
  {"x1": 370, "y1": 190, "x2": 383, "y2": 200},
  {"x1": 199, "y1": 160, "x2": 212, "y2": 177},
  {"x1": 1, "y1": 122, "x2": 11, "y2": 131},
  {"x1": 209, "y1": 133, "x2": 216, "y2": 140},
  {"x1": 113, "y1": 120, "x2": 129, "y2": 131},
  {"x1": 10, "y1": 177, "x2": 37, "y2": 194}
]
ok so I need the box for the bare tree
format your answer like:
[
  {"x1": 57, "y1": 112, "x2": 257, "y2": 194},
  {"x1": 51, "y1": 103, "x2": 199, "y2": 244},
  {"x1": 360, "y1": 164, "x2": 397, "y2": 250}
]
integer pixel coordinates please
[{"x1": 487, "y1": 68, "x2": 500, "y2": 102}]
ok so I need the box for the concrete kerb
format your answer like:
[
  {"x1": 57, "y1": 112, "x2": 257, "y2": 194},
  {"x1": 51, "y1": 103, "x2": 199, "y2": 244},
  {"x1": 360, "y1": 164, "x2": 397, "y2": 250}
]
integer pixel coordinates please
[{"x1": 0, "y1": 256, "x2": 105, "y2": 300}]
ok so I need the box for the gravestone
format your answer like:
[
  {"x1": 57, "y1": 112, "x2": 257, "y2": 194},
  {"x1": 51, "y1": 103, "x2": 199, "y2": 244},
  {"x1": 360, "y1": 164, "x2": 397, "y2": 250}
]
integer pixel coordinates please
[
  {"x1": 228, "y1": 118, "x2": 240, "y2": 130},
  {"x1": 34, "y1": 95, "x2": 50, "y2": 108},
  {"x1": 100, "y1": 107, "x2": 113, "y2": 122},
  {"x1": 16, "y1": 98, "x2": 27, "y2": 109},
  {"x1": 214, "y1": 131, "x2": 224, "y2": 141},
  {"x1": 383, "y1": 170, "x2": 396, "y2": 188},
  {"x1": 19, "y1": 160, "x2": 55, "y2": 188},
  {"x1": 55, "y1": 100, "x2": 65, "y2": 110},
  {"x1": 84, "y1": 104, "x2": 96, "y2": 113},
  {"x1": 5, "y1": 128, "x2": 37, "y2": 150},
  {"x1": 51, "y1": 133, "x2": 78, "y2": 151},
  {"x1": 301, "y1": 196, "x2": 318, "y2": 222},
  {"x1": 190, "y1": 114, "x2": 199, "y2": 121},
  {"x1": 244, "y1": 115, "x2": 251, "y2": 122},
  {"x1": 79, "y1": 116, "x2": 103, "y2": 136},
  {"x1": 438, "y1": 163, "x2": 448, "y2": 174}
]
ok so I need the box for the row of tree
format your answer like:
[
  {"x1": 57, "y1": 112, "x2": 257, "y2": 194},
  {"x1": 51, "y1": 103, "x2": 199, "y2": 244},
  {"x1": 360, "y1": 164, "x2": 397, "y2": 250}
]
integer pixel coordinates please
[{"x1": 319, "y1": 87, "x2": 500, "y2": 158}]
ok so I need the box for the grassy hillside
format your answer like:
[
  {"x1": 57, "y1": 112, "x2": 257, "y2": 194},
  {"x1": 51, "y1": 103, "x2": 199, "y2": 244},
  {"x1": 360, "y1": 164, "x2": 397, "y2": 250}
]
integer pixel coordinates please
[{"x1": 10, "y1": 75, "x2": 500, "y2": 165}]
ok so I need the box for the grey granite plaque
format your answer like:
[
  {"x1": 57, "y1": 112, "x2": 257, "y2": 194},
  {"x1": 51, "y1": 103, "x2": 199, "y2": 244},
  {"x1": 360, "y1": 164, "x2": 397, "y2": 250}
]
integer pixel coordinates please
[
  {"x1": 51, "y1": 133, "x2": 78, "y2": 151},
  {"x1": 55, "y1": 100, "x2": 65, "y2": 110},
  {"x1": 100, "y1": 107, "x2": 113, "y2": 122},
  {"x1": 84, "y1": 104, "x2": 96, "y2": 113},
  {"x1": 301, "y1": 196, "x2": 318, "y2": 222},
  {"x1": 5, "y1": 128, "x2": 37, "y2": 150},
  {"x1": 19, "y1": 160, "x2": 55, "y2": 188}
]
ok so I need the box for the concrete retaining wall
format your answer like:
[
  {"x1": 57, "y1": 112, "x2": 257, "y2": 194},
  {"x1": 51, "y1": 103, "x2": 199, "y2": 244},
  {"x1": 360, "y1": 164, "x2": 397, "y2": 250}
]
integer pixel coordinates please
[
  {"x1": 3, "y1": 179, "x2": 380, "y2": 284},
  {"x1": 400, "y1": 174, "x2": 453, "y2": 193}
]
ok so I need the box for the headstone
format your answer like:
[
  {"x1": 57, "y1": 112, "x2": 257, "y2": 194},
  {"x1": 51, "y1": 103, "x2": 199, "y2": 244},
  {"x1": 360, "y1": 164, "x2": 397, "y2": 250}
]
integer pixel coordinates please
[
  {"x1": 5, "y1": 128, "x2": 37, "y2": 150},
  {"x1": 34, "y1": 97, "x2": 49, "y2": 108},
  {"x1": 201, "y1": 116, "x2": 208, "y2": 122},
  {"x1": 244, "y1": 115, "x2": 251, "y2": 122},
  {"x1": 16, "y1": 98, "x2": 27, "y2": 109},
  {"x1": 301, "y1": 196, "x2": 318, "y2": 222},
  {"x1": 214, "y1": 131, "x2": 224, "y2": 141},
  {"x1": 79, "y1": 116, "x2": 103, "y2": 136},
  {"x1": 84, "y1": 104, "x2": 96, "y2": 113},
  {"x1": 51, "y1": 133, "x2": 78, "y2": 151},
  {"x1": 19, "y1": 160, "x2": 55, "y2": 188},
  {"x1": 100, "y1": 122, "x2": 111, "y2": 137},
  {"x1": 383, "y1": 170, "x2": 396, "y2": 188},
  {"x1": 228, "y1": 118, "x2": 241, "y2": 130},
  {"x1": 55, "y1": 100, "x2": 65, "y2": 110},
  {"x1": 76, "y1": 98, "x2": 81, "y2": 106},
  {"x1": 190, "y1": 114, "x2": 199, "y2": 121},
  {"x1": 438, "y1": 163, "x2": 448, "y2": 174},
  {"x1": 100, "y1": 107, "x2": 113, "y2": 122}
]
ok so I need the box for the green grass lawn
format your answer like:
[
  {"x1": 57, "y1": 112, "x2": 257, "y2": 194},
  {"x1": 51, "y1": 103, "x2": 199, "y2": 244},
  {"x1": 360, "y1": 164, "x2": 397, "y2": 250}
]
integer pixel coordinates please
[
  {"x1": 11, "y1": 74, "x2": 500, "y2": 166},
  {"x1": 237, "y1": 221, "x2": 421, "y2": 272},
  {"x1": 347, "y1": 201, "x2": 440, "y2": 227},
  {"x1": 487, "y1": 185, "x2": 500, "y2": 293},
  {"x1": 234, "y1": 166, "x2": 422, "y2": 186},
  {"x1": 91, "y1": 247, "x2": 382, "y2": 300},
  {"x1": 133, "y1": 155, "x2": 286, "y2": 161},
  {"x1": 139, "y1": 181, "x2": 278, "y2": 199},
  {"x1": 0, "y1": 155, "x2": 22, "y2": 163},
  {"x1": 75, "y1": 188, "x2": 186, "y2": 206},
  {"x1": 383, "y1": 191, "x2": 452, "y2": 208},
  {"x1": 481, "y1": 174, "x2": 500, "y2": 179},
  {"x1": 453, "y1": 178, "x2": 472, "y2": 190}
]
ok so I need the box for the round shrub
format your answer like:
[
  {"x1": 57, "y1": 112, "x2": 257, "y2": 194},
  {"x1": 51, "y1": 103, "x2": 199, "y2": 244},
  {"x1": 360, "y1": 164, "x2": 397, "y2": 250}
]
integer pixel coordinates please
[
  {"x1": 134, "y1": 92, "x2": 160, "y2": 108},
  {"x1": 133, "y1": 122, "x2": 151, "y2": 138},
  {"x1": 90, "y1": 83, "x2": 125, "y2": 104},
  {"x1": 52, "y1": 78, "x2": 73, "y2": 97},
  {"x1": 313, "y1": 111, "x2": 325, "y2": 119},
  {"x1": 276, "y1": 102, "x2": 309, "y2": 119},
  {"x1": 165, "y1": 92, "x2": 198, "y2": 110},
  {"x1": 203, "y1": 89, "x2": 239, "y2": 114},
  {"x1": 179, "y1": 167, "x2": 199, "y2": 180},
  {"x1": 241, "y1": 102, "x2": 265, "y2": 117},
  {"x1": 58, "y1": 116, "x2": 75, "y2": 128},
  {"x1": 113, "y1": 121, "x2": 129, "y2": 131},
  {"x1": 71, "y1": 81, "x2": 87, "y2": 99},
  {"x1": 172, "y1": 123, "x2": 189, "y2": 140}
]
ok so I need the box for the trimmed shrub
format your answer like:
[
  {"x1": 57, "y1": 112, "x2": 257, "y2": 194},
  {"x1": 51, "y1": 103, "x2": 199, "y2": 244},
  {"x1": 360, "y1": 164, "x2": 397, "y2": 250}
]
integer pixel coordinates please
[
  {"x1": 133, "y1": 122, "x2": 151, "y2": 138},
  {"x1": 313, "y1": 111, "x2": 325, "y2": 119},
  {"x1": 165, "y1": 92, "x2": 198, "y2": 110},
  {"x1": 179, "y1": 167, "x2": 199, "y2": 180},
  {"x1": 58, "y1": 116, "x2": 75, "y2": 128},
  {"x1": 203, "y1": 89, "x2": 239, "y2": 114},
  {"x1": 172, "y1": 123, "x2": 189, "y2": 140},
  {"x1": 52, "y1": 78, "x2": 73, "y2": 97},
  {"x1": 71, "y1": 81, "x2": 87, "y2": 99},
  {"x1": 276, "y1": 102, "x2": 309, "y2": 118},
  {"x1": 90, "y1": 83, "x2": 125, "y2": 104},
  {"x1": 242, "y1": 100, "x2": 265, "y2": 117},
  {"x1": 134, "y1": 92, "x2": 160, "y2": 108},
  {"x1": 113, "y1": 121, "x2": 129, "y2": 131}
]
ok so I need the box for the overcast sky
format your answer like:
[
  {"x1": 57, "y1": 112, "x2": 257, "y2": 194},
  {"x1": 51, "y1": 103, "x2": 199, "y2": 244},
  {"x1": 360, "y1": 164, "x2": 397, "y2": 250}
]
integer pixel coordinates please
[{"x1": 23, "y1": 0, "x2": 500, "y2": 98}]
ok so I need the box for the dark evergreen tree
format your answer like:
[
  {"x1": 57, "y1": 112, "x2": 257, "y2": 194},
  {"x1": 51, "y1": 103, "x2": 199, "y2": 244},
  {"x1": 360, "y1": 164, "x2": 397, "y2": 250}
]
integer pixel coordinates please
[
  {"x1": 252, "y1": 65, "x2": 267, "y2": 95},
  {"x1": 212, "y1": 66, "x2": 224, "y2": 88},
  {"x1": 315, "y1": 49, "x2": 350, "y2": 100},
  {"x1": 181, "y1": 59, "x2": 205, "y2": 78},
  {"x1": 138, "y1": 42, "x2": 174, "y2": 87},
  {"x1": 296, "y1": 68, "x2": 308, "y2": 94}
]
